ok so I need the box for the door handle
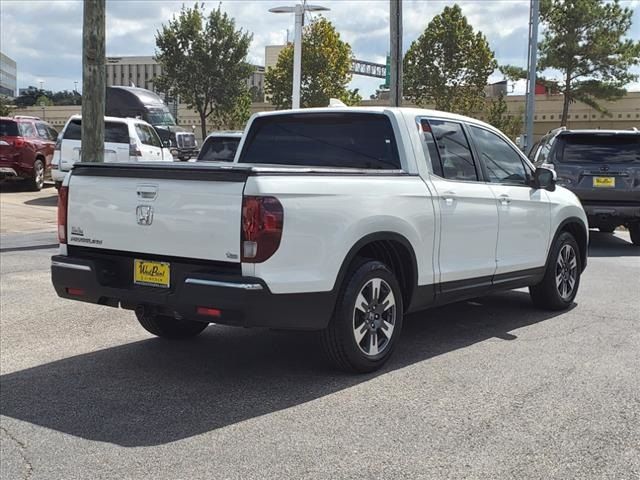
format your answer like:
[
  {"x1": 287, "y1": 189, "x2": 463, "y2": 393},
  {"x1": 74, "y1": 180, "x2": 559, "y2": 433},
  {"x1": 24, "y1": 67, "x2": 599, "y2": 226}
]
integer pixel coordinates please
[
  {"x1": 498, "y1": 194, "x2": 511, "y2": 206},
  {"x1": 441, "y1": 191, "x2": 456, "y2": 206}
]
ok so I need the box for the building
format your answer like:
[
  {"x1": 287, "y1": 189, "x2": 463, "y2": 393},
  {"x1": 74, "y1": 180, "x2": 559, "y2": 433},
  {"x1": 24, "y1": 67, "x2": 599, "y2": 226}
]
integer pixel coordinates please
[
  {"x1": 265, "y1": 45, "x2": 287, "y2": 72},
  {"x1": 106, "y1": 55, "x2": 264, "y2": 97},
  {"x1": 1, "y1": 52, "x2": 17, "y2": 98},
  {"x1": 106, "y1": 56, "x2": 163, "y2": 93}
]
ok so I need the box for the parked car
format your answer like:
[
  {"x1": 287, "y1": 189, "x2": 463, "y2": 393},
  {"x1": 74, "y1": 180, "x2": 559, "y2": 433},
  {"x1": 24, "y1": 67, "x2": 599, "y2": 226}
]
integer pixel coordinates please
[
  {"x1": 52, "y1": 107, "x2": 588, "y2": 373},
  {"x1": 194, "y1": 131, "x2": 243, "y2": 162},
  {"x1": 0, "y1": 115, "x2": 57, "y2": 191},
  {"x1": 51, "y1": 115, "x2": 174, "y2": 188},
  {"x1": 529, "y1": 127, "x2": 640, "y2": 245}
]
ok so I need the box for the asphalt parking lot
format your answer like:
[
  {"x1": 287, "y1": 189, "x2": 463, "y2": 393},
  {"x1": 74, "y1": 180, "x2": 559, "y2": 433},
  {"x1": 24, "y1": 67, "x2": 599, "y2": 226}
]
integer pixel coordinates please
[{"x1": 1, "y1": 186, "x2": 639, "y2": 479}]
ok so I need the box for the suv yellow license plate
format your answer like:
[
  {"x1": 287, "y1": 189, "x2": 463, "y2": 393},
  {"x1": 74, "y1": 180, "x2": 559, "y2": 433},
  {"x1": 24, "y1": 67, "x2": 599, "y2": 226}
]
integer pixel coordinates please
[
  {"x1": 593, "y1": 176, "x2": 615, "y2": 188},
  {"x1": 134, "y1": 259, "x2": 170, "y2": 288}
]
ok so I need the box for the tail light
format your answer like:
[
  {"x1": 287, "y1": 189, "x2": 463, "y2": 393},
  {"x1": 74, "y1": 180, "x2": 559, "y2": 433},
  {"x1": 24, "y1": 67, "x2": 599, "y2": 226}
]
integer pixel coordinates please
[
  {"x1": 129, "y1": 137, "x2": 142, "y2": 157},
  {"x1": 57, "y1": 186, "x2": 68, "y2": 243},
  {"x1": 13, "y1": 137, "x2": 26, "y2": 148},
  {"x1": 241, "y1": 196, "x2": 283, "y2": 263}
]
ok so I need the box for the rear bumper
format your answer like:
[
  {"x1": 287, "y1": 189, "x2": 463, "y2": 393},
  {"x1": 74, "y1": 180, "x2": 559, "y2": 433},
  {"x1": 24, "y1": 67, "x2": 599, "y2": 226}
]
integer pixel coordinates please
[
  {"x1": 51, "y1": 168, "x2": 67, "y2": 183},
  {"x1": 582, "y1": 203, "x2": 640, "y2": 226},
  {"x1": 51, "y1": 254, "x2": 335, "y2": 330}
]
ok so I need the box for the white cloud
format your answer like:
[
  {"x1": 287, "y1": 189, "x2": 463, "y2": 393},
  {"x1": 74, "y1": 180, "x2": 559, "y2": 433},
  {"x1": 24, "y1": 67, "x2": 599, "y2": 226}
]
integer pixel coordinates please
[{"x1": 1, "y1": 0, "x2": 638, "y2": 96}]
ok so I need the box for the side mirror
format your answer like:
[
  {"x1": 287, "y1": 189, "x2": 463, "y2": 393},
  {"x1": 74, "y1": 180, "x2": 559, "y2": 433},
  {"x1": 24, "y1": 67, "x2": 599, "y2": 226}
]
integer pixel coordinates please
[
  {"x1": 534, "y1": 167, "x2": 556, "y2": 191},
  {"x1": 162, "y1": 140, "x2": 171, "y2": 148}
]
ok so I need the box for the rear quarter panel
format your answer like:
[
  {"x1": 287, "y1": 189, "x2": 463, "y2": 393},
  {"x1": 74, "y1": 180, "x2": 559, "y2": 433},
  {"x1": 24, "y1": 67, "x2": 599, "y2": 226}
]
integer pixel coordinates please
[{"x1": 245, "y1": 174, "x2": 437, "y2": 294}]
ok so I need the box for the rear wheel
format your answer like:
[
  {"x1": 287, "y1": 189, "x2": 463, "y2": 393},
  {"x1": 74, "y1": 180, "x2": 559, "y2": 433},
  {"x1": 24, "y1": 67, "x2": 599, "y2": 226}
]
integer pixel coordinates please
[
  {"x1": 321, "y1": 260, "x2": 403, "y2": 373},
  {"x1": 26, "y1": 159, "x2": 45, "y2": 191},
  {"x1": 629, "y1": 223, "x2": 640, "y2": 246},
  {"x1": 135, "y1": 310, "x2": 208, "y2": 339},
  {"x1": 530, "y1": 231, "x2": 581, "y2": 310}
]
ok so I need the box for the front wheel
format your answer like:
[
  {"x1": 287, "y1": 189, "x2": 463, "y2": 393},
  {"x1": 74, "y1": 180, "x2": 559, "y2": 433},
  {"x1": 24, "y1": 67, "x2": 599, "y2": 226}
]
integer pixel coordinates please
[
  {"x1": 629, "y1": 223, "x2": 640, "y2": 246},
  {"x1": 321, "y1": 260, "x2": 403, "y2": 373},
  {"x1": 530, "y1": 231, "x2": 581, "y2": 310},
  {"x1": 135, "y1": 310, "x2": 208, "y2": 339}
]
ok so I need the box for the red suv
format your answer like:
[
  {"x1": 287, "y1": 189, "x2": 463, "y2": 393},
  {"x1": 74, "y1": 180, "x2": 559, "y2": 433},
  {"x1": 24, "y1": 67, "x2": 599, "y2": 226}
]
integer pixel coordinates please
[{"x1": 0, "y1": 116, "x2": 58, "y2": 191}]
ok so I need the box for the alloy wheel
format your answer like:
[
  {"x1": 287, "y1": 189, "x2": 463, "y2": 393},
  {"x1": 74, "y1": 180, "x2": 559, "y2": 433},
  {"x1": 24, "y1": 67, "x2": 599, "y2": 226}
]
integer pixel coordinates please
[
  {"x1": 352, "y1": 278, "x2": 397, "y2": 357},
  {"x1": 555, "y1": 244, "x2": 577, "y2": 301}
]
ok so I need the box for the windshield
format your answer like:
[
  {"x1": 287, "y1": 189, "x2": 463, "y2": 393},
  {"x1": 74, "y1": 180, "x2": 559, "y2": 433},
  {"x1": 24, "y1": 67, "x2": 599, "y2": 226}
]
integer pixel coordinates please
[
  {"x1": 554, "y1": 134, "x2": 640, "y2": 163},
  {"x1": 197, "y1": 137, "x2": 240, "y2": 162},
  {"x1": 147, "y1": 107, "x2": 176, "y2": 126}
]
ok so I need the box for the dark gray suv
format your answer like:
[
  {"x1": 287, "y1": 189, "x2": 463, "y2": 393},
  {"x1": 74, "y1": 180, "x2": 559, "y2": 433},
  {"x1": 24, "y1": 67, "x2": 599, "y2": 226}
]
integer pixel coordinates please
[{"x1": 530, "y1": 128, "x2": 640, "y2": 246}]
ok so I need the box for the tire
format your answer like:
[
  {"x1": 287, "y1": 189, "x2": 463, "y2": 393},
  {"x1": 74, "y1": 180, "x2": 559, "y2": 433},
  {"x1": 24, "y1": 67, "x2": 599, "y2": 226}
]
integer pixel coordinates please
[
  {"x1": 529, "y1": 231, "x2": 581, "y2": 310},
  {"x1": 54, "y1": 181, "x2": 62, "y2": 190},
  {"x1": 26, "y1": 159, "x2": 45, "y2": 191},
  {"x1": 599, "y1": 226, "x2": 615, "y2": 233},
  {"x1": 135, "y1": 310, "x2": 208, "y2": 339},
  {"x1": 629, "y1": 223, "x2": 640, "y2": 246},
  {"x1": 321, "y1": 260, "x2": 403, "y2": 373}
]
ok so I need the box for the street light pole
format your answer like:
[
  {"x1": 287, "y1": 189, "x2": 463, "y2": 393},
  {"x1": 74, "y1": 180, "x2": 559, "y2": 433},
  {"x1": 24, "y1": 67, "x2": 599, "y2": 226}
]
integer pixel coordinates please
[
  {"x1": 389, "y1": 0, "x2": 403, "y2": 107},
  {"x1": 269, "y1": 4, "x2": 330, "y2": 109},
  {"x1": 524, "y1": 0, "x2": 540, "y2": 153}
]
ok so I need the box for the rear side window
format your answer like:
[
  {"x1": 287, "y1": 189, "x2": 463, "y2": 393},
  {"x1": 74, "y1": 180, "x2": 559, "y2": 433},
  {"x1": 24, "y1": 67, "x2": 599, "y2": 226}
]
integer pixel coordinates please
[
  {"x1": 18, "y1": 122, "x2": 37, "y2": 138},
  {"x1": 554, "y1": 134, "x2": 640, "y2": 163},
  {"x1": 239, "y1": 113, "x2": 401, "y2": 169},
  {"x1": 63, "y1": 119, "x2": 129, "y2": 143},
  {"x1": 36, "y1": 123, "x2": 50, "y2": 140},
  {"x1": 428, "y1": 119, "x2": 478, "y2": 181},
  {"x1": 0, "y1": 119, "x2": 19, "y2": 136},
  {"x1": 197, "y1": 137, "x2": 240, "y2": 162}
]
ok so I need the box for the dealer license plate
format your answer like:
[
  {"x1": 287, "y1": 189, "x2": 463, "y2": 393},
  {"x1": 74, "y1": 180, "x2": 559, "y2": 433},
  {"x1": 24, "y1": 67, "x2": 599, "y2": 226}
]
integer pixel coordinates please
[
  {"x1": 593, "y1": 177, "x2": 615, "y2": 188},
  {"x1": 134, "y1": 259, "x2": 170, "y2": 288}
]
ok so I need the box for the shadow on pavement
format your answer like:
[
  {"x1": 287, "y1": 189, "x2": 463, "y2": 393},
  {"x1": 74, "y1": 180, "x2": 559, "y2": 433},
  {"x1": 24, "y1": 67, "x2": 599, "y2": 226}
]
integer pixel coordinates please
[
  {"x1": 0, "y1": 182, "x2": 55, "y2": 194},
  {"x1": 0, "y1": 290, "x2": 571, "y2": 447},
  {"x1": 588, "y1": 231, "x2": 638, "y2": 257},
  {"x1": 23, "y1": 194, "x2": 58, "y2": 207}
]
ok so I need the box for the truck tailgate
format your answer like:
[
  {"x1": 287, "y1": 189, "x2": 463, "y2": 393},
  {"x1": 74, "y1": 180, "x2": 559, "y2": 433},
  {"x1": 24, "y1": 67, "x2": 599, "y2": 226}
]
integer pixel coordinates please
[{"x1": 66, "y1": 163, "x2": 249, "y2": 262}]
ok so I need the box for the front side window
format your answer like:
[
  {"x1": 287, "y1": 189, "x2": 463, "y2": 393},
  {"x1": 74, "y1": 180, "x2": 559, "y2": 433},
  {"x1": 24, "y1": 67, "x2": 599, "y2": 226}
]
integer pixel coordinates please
[
  {"x1": 239, "y1": 113, "x2": 401, "y2": 170},
  {"x1": 470, "y1": 126, "x2": 528, "y2": 185},
  {"x1": 144, "y1": 125, "x2": 162, "y2": 147},
  {"x1": 428, "y1": 120, "x2": 478, "y2": 181}
]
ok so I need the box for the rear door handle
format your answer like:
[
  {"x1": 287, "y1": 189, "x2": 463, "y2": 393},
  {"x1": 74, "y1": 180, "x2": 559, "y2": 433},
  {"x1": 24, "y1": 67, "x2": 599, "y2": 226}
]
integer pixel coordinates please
[
  {"x1": 498, "y1": 194, "x2": 511, "y2": 206},
  {"x1": 441, "y1": 191, "x2": 456, "y2": 206}
]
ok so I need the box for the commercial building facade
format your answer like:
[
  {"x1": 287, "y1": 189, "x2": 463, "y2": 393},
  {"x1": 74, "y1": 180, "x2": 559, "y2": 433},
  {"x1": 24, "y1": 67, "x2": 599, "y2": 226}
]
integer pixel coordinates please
[{"x1": 0, "y1": 52, "x2": 17, "y2": 97}]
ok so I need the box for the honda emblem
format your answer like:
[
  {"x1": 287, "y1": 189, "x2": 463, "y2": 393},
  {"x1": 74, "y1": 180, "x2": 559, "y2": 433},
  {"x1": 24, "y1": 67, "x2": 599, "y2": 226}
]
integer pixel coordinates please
[{"x1": 136, "y1": 205, "x2": 154, "y2": 226}]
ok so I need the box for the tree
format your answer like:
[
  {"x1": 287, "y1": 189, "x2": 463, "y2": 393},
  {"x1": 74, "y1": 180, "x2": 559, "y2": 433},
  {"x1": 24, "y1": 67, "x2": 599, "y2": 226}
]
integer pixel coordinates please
[
  {"x1": 155, "y1": 3, "x2": 253, "y2": 139},
  {"x1": 539, "y1": 0, "x2": 640, "y2": 125},
  {"x1": 0, "y1": 96, "x2": 12, "y2": 116},
  {"x1": 485, "y1": 93, "x2": 524, "y2": 141},
  {"x1": 404, "y1": 4, "x2": 497, "y2": 115},
  {"x1": 223, "y1": 89, "x2": 251, "y2": 130},
  {"x1": 265, "y1": 17, "x2": 361, "y2": 108}
]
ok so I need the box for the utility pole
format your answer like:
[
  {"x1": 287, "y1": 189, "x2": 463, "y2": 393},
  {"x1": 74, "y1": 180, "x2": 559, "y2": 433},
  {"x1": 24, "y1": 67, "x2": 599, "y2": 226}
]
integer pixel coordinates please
[
  {"x1": 82, "y1": 0, "x2": 105, "y2": 163},
  {"x1": 389, "y1": 0, "x2": 403, "y2": 107},
  {"x1": 524, "y1": 0, "x2": 540, "y2": 154}
]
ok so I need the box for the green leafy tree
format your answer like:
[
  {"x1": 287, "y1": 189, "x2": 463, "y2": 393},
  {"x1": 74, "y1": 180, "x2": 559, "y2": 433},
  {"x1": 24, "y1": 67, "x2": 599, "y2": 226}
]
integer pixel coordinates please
[
  {"x1": 155, "y1": 3, "x2": 253, "y2": 139},
  {"x1": 0, "y1": 96, "x2": 12, "y2": 116},
  {"x1": 265, "y1": 17, "x2": 361, "y2": 108},
  {"x1": 539, "y1": 0, "x2": 640, "y2": 125},
  {"x1": 224, "y1": 89, "x2": 252, "y2": 130},
  {"x1": 36, "y1": 95, "x2": 53, "y2": 107},
  {"x1": 404, "y1": 4, "x2": 497, "y2": 115},
  {"x1": 485, "y1": 93, "x2": 524, "y2": 141}
]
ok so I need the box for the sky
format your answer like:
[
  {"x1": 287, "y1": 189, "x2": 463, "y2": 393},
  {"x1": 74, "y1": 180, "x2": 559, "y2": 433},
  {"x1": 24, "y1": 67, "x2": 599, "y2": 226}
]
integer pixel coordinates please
[{"x1": 1, "y1": 0, "x2": 639, "y2": 97}]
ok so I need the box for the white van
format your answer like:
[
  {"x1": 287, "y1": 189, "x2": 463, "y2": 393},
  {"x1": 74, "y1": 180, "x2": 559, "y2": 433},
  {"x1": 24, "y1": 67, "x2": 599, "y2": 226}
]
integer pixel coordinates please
[{"x1": 52, "y1": 115, "x2": 174, "y2": 187}]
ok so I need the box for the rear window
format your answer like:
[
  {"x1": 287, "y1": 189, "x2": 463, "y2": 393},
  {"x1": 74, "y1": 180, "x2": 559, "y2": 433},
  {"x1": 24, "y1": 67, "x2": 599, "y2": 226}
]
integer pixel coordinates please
[
  {"x1": 239, "y1": 113, "x2": 401, "y2": 169},
  {"x1": 63, "y1": 119, "x2": 130, "y2": 144},
  {"x1": 0, "y1": 119, "x2": 19, "y2": 137},
  {"x1": 554, "y1": 134, "x2": 640, "y2": 163},
  {"x1": 197, "y1": 137, "x2": 240, "y2": 162}
]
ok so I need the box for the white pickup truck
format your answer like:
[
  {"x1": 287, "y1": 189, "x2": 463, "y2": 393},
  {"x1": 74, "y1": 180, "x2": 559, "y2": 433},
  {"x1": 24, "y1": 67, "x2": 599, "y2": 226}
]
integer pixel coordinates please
[{"x1": 52, "y1": 107, "x2": 588, "y2": 372}]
